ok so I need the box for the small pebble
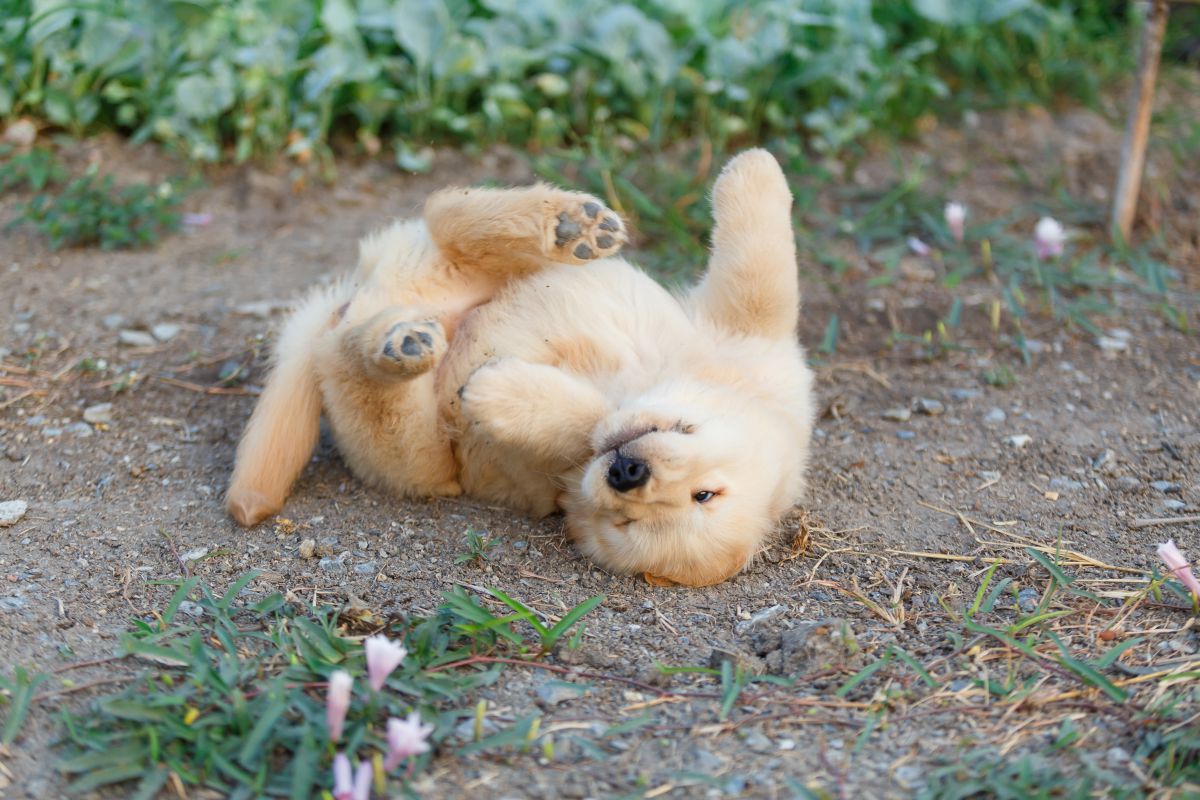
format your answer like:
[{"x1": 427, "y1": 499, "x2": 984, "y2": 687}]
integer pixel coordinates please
[
  {"x1": 882, "y1": 407, "x2": 911, "y2": 422},
  {"x1": 1115, "y1": 476, "x2": 1141, "y2": 492},
  {"x1": 118, "y1": 329, "x2": 157, "y2": 347},
  {"x1": 978, "y1": 471, "x2": 1001, "y2": 482},
  {"x1": 102, "y1": 313, "x2": 127, "y2": 330},
  {"x1": 1150, "y1": 481, "x2": 1181, "y2": 494},
  {"x1": 354, "y1": 561, "x2": 378, "y2": 575},
  {"x1": 897, "y1": 430, "x2": 916, "y2": 440},
  {"x1": 950, "y1": 388, "x2": 981, "y2": 401},
  {"x1": 914, "y1": 398, "x2": 945, "y2": 416},
  {"x1": 177, "y1": 600, "x2": 205, "y2": 618},
  {"x1": 1096, "y1": 336, "x2": 1128, "y2": 352},
  {"x1": 1017, "y1": 587, "x2": 1040, "y2": 613},
  {"x1": 83, "y1": 403, "x2": 114, "y2": 425},
  {"x1": 298, "y1": 539, "x2": 316, "y2": 559},
  {"x1": 1162, "y1": 499, "x2": 1186, "y2": 512},
  {"x1": 983, "y1": 407, "x2": 1006, "y2": 425},
  {"x1": 1092, "y1": 449, "x2": 1116, "y2": 472},
  {"x1": 1048, "y1": 477, "x2": 1083, "y2": 492},
  {"x1": 0, "y1": 500, "x2": 29, "y2": 527},
  {"x1": 1005, "y1": 434, "x2": 1032, "y2": 449},
  {"x1": 151, "y1": 323, "x2": 181, "y2": 342}
]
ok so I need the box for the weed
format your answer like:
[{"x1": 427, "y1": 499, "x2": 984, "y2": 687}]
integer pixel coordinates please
[
  {"x1": 11, "y1": 166, "x2": 186, "y2": 250},
  {"x1": 45, "y1": 572, "x2": 605, "y2": 797},
  {"x1": 0, "y1": 144, "x2": 66, "y2": 190},
  {"x1": 453, "y1": 527, "x2": 495, "y2": 566}
]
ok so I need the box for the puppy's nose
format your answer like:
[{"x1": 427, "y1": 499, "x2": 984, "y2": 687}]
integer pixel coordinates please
[{"x1": 607, "y1": 453, "x2": 650, "y2": 492}]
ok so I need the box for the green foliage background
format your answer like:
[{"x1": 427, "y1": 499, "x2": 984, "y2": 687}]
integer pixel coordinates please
[{"x1": 1, "y1": 0, "x2": 1131, "y2": 164}]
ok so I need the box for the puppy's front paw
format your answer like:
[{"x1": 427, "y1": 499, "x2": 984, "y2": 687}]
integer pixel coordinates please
[
  {"x1": 549, "y1": 195, "x2": 627, "y2": 263},
  {"x1": 459, "y1": 360, "x2": 523, "y2": 437},
  {"x1": 375, "y1": 320, "x2": 445, "y2": 376}
]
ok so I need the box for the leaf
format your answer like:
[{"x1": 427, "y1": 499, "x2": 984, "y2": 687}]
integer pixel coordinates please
[
  {"x1": 219, "y1": 570, "x2": 262, "y2": 610},
  {"x1": 162, "y1": 576, "x2": 202, "y2": 625},
  {"x1": 391, "y1": 0, "x2": 451, "y2": 73},
  {"x1": 818, "y1": 314, "x2": 839, "y2": 355},
  {"x1": 1, "y1": 667, "x2": 49, "y2": 745},
  {"x1": 911, "y1": 0, "x2": 1033, "y2": 26},
  {"x1": 836, "y1": 654, "x2": 890, "y2": 698},
  {"x1": 238, "y1": 687, "x2": 286, "y2": 766},
  {"x1": 547, "y1": 595, "x2": 605, "y2": 646}
]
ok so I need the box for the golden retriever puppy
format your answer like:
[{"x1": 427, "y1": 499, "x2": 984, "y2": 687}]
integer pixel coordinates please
[{"x1": 227, "y1": 149, "x2": 814, "y2": 586}]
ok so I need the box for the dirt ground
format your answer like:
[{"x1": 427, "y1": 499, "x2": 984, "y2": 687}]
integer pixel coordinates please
[{"x1": 1, "y1": 98, "x2": 1198, "y2": 799}]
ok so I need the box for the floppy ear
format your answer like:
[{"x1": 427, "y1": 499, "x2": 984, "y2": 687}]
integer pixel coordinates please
[{"x1": 226, "y1": 290, "x2": 336, "y2": 527}]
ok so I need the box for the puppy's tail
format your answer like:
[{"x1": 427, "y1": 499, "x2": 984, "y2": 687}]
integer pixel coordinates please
[{"x1": 226, "y1": 286, "x2": 340, "y2": 527}]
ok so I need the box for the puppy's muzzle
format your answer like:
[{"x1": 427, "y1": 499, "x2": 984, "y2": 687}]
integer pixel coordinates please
[{"x1": 607, "y1": 453, "x2": 650, "y2": 492}]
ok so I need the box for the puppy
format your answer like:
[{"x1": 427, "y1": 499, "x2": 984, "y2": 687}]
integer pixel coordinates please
[{"x1": 227, "y1": 149, "x2": 814, "y2": 586}]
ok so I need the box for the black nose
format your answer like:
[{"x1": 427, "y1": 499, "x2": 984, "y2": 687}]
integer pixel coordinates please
[{"x1": 607, "y1": 453, "x2": 650, "y2": 492}]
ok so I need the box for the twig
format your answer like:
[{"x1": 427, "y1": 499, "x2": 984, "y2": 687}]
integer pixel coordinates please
[
  {"x1": 1131, "y1": 515, "x2": 1200, "y2": 529},
  {"x1": 1111, "y1": 0, "x2": 1170, "y2": 240},
  {"x1": 156, "y1": 375, "x2": 257, "y2": 396},
  {"x1": 33, "y1": 675, "x2": 135, "y2": 701}
]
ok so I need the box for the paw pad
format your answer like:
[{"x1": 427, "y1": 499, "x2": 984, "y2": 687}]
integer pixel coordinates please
[{"x1": 550, "y1": 196, "x2": 626, "y2": 263}]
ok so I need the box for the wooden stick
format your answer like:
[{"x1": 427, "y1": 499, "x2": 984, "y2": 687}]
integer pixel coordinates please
[
  {"x1": 1111, "y1": 0, "x2": 1170, "y2": 241},
  {"x1": 1131, "y1": 515, "x2": 1200, "y2": 528}
]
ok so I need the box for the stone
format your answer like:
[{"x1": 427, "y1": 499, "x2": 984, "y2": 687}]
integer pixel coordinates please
[
  {"x1": 102, "y1": 313, "x2": 127, "y2": 330},
  {"x1": 83, "y1": 402, "x2": 114, "y2": 425},
  {"x1": 1005, "y1": 434, "x2": 1032, "y2": 449},
  {"x1": 534, "y1": 678, "x2": 586, "y2": 706},
  {"x1": 983, "y1": 407, "x2": 1007, "y2": 424},
  {"x1": 896, "y1": 430, "x2": 916, "y2": 440},
  {"x1": 298, "y1": 539, "x2": 317, "y2": 558},
  {"x1": 1092, "y1": 449, "x2": 1116, "y2": 472},
  {"x1": 1116, "y1": 476, "x2": 1141, "y2": 492},
  {"x1": 1150, "y1": 481, "x2": 1181, "y2": 494},
  {"x1": 0, "y1": 500, "x2": 28, "y2": 527},
  {"x1": 151, "y1": 323, "x2": 181, "y2": 342},
  {"x1": 894, "y1": 765, "x2": 926, "y2": 791},
  {"x1": 882, "y1": 407, "x2": 911, "y2": 422},
  {"x1": 353, "y1": 561, "x2": 378, "y2": 575},
  {"x1": 914, "y1": 398, "x2": 945, "y2": 416},
  {"x1": 950, "y1": 388, "x2": 981, "y2": 401},
  {"x1": 1163, "y1": 499, "x2": 1186, "y2": 512},
  {"x1": 1017, "y1": 587, "x2": 1040, "y2": 613},
  {"x1": 118, "y1": 329, "x2": 157, "y2": 348},
  {"x1": 1048, "y1": 477, "x2": 1083, "y2": 492},
  {"x1": 1096, "y1": 336, "x2": 1128, "y2": 352},
  {"x1": 177, "y1": 600, "x2": 205, "y2": 618},
  {"x1": 0, "y1": 595, "x2": 27, "y2": 612}
]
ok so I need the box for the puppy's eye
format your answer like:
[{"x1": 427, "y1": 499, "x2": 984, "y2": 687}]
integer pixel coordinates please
[{"x1": 693, "y1": 490, "x2": 716, "y2": 504}]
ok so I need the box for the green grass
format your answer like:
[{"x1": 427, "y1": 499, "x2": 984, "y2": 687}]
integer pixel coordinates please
[{"x1": 0, "y1": 572, "x2": 606, "y2": 798}]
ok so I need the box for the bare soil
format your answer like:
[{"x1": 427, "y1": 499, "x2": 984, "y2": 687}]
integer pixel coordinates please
[{"x1": 1, "y1": 98, "x2": 1198, "y2": 799}]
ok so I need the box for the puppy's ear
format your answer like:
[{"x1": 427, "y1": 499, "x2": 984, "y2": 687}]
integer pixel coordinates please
[{"x1": 227, "y1": 293, "x2": 333, "y2": 527}]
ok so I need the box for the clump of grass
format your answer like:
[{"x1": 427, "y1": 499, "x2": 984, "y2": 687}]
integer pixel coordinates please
[
  {"x1": 12, "y1": 166, "x2": 186, "y2": 250},
  {"x1": 9, "y1": 571, "x2": 605, "y2": 797}
]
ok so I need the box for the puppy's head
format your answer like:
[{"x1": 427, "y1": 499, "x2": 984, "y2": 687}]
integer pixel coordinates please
[{"x1": 562, "y1": 382, "x2": 806, "y2": 586}]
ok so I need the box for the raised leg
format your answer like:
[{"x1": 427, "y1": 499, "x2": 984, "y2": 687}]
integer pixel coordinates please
[
  {"x1": 424, "y1": 184, "x2": 627, "y2": 275},
  {"x1": 315, "y1": 308, "x2": 461, "y2": 499},
  {"x1": 687, "y1": 149, "x2": 799, "y2": 340},
  {"x1": 459, "y1": 359, "x2": 609, "y2": 467},
  {"x1": 227, "y1": 287, "x2": 340, "y2": 527}
]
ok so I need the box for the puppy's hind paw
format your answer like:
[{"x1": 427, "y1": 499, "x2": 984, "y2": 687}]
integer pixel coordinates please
[
  {"x1": 375, "y1": 320, "x2": 445, "y2": 376},
  {"x1": 549, "y1": 195, "x2": 626, "y2": 263}
]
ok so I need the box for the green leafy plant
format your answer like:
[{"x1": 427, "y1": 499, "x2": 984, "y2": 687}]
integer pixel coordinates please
[
  {"x1": 11, "y1": 166, "x2": 186, "y2": 249},
  {"x1": 453, "y1": 527, "x2": 496, "y2": 566},
  {"x1": 0, "y1": 144, "x2": 66, "y2": 190},
  {"x1": 53, "y1": 572, "x2": 605, "y2": 797}
]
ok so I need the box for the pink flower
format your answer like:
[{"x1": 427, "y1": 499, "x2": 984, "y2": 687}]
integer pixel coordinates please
[
  {"x1": 384, "y1": 711, "x2": 434, "y2": 771},
  {"x1": 907, "y1": 236, "x2": 931, "y2": 257},
  {"x1": 182, "y1": 212, "x2": 213, "y2": 227},
  {"x1": 364, "y1": 635, "x2": 407, "y2": 691},
  {"x1": 944, "y1": 202, "x2": 966, "y2": 243},
  {"x1": 333, "y1": 752, "x2": 354, "y2": 800},
  {"x1": 352, "y1": 759, "x2": 373, "y2": 800},
  {"x1": 1157, "y1": 540, "x2": 1200, "y2": 601},
  {"x1": 326, "y1": 670, "x2": 353, "y2": 742},
  {"x1": 1034, "y1": 217, "x2": 1065, "y2": 260}
]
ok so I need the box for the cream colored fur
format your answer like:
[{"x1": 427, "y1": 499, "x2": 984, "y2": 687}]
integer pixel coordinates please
[{"x1": 227, "y1": 150, "x2": 814, "y2": 586}]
